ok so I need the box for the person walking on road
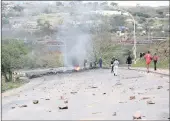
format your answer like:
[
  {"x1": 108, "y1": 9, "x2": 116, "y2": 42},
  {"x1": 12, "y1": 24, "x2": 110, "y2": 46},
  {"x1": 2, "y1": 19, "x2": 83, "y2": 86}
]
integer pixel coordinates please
[
  {"x1": 126, "y1": 55, "x2": 132, "y2": 69},
  {"x1": 111, "y1": 58, "x2": 115, "y2": 73},
  {"x1": 113, "y1": 59, "x2": 119, "y2": 76},
  {"x1": 144, "y1": 51, "x2": 152, "y2": 73},
  {"x1": 153, "y1": 53, "x2": 158, "y2": 71},
  {"x1": 99, "y1": 57, "x2": 102, "y2": 68}
]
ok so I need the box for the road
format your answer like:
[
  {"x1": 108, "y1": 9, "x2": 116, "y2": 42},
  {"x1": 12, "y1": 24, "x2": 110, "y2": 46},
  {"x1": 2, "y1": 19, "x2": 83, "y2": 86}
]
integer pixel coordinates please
[{"x1": 2, "y1": 69, "x2": 169, "y2": 120}]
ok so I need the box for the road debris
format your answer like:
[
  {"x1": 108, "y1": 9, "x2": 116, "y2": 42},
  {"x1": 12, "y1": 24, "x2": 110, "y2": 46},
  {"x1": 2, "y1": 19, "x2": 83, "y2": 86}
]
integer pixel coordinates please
[
  {"x1": 157, "y1": 86, "x2": 163, "y2": 89},
  {"x1": 141, "y1": 97, "x2": 150, "y2": 100},
  {"x1": 92, "y1": 112, "x2": 101, "y2": 114},
  {"x1": 64, "y1": 100, "x2": 68, "y2": 104},
  {"x1": 11, "y1": 107, "x2": 15, "y2": 109},
  {"x1": 45, "y1": 98, "x2": 50, "y2": 100},
  {"x1": 70, "y1": 92, "x2": 77, "y2": 94},
  {"x1": 119, "y1": 101, "x2": 127, "y2": 103},
  {"x1": 59, "y1": 106, "x2": 68, "y2": 110},
  {"x1": 33, "y1": 100, "x2": 39, "y2": 104},
  {"x1": 112, "y1": 112, "x2": 117, "y2": 116},
  {"x1": 19, "y1": 105, "x2": 27, "y2": 108},
  {"x1": 92, "y1": 93, "x2": 95, "y2": 96},
  {"x1": 147, "y1": 100, "x2": 155, "y2": 104},
  {"x1": 133, "y1": 111, "x2": 142, "y2": 120},
  {"x1": 103, "y1": 93, "x2": 106, "y2": 95},
  {"x1": 130, "y1": 96, "x2": 136, "y2": 100},
  {"x1": 129, "y1": 87, "x2": 135, "y2": 90},
  {"x1": 89, "y1": 86, "x2": 98, "y2": 88}
]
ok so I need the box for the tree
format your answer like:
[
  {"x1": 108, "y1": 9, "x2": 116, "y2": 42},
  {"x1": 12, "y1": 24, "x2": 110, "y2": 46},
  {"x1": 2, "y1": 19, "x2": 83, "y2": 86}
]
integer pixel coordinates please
[
  {"x1": 156, "y1": 10, "x2": 164, "y2": 18},
  {"x1": 36, "y1": 19, "x2": 54, "y2": 36},
  {"x1": 56, "y1": 2, "x2": 63, "y2": 6},
  {"x1": 2, "y1": 39, "x2": 28, "y2": 82},
  {"x1": 110, "y1": 2, "x2": 118, "y2": 7},
  {"x1": 13, "y1": 5, "x2": 24, "y2": 12},
  {"x1": 100, "y1": 2, "x2": 108, "y2": 6}
]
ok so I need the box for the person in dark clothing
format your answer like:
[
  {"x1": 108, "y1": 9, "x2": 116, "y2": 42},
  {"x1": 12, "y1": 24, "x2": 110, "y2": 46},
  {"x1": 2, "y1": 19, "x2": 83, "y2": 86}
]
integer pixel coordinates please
[
  {"x1": 153, "y1": 53, "x2": 158, "y2": 71},
  {"x1": 142, "y1": 53, "x2": 145, "y2": 57},
  {"x1": 140, "y1": 53, "x2": 143, "y2": 59},
  {"x1": 84, "y1": 59, "x2": 87, "y2": 69},
  {"x1": 126, "y1": 55, "x2": 132, "y2": 69},
  {"x1": 111, "y1": 58, "x2": 115, "y2": 73},
  {"x1": 99, "y1": 57, "x2": 102, "y2": 68}
]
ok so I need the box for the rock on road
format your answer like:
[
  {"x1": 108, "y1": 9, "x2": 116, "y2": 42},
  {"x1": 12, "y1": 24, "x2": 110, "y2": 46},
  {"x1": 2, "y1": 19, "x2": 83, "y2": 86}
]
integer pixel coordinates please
[{"x1": 2, "y1": 69, "x2": 169, "y2": 120}]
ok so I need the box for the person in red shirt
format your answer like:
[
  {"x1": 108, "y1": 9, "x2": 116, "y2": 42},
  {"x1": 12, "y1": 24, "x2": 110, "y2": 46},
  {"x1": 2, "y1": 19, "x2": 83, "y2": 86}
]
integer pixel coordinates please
[
  {"x1": 153, "y1": 53, "x2": 158, "y2": 71},
  {"x1": 144, "y1": 51, "x2": 152, "y2": 73}
]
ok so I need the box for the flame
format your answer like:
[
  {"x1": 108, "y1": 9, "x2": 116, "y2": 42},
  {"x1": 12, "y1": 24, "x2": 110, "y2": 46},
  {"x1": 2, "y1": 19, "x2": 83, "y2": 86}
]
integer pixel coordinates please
[{"x1": 75, "y1": 66, "x2": 80, "y2": 71}]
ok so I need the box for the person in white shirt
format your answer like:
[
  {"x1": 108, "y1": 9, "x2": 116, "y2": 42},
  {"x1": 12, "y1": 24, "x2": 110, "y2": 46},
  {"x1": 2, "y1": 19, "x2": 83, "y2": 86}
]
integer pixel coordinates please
[{"x1": 113, "y1": 59, "x2": 119, "y2": 76}]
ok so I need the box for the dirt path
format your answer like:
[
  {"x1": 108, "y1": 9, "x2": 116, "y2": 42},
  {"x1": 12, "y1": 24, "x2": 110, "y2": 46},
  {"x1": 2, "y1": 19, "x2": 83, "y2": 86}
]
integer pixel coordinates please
[{"x1": 2, "y1": 69, "x2": 169, "y2": 120}]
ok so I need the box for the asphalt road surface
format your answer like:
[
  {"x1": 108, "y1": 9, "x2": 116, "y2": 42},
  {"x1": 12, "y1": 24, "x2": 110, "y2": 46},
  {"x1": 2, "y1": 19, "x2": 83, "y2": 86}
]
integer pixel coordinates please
[{"x1": 2, "y1": 69, "x2": 169, "y2": 120}]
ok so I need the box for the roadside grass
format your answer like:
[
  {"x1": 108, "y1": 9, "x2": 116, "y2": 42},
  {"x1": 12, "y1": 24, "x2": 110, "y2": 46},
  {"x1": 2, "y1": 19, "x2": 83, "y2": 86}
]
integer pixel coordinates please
[
  {"x1": 132, "y1": 58, "x2": 169, "y2": 69},
  {"x1": 2, "y1": 77, "x2": 26, "y2": 93}
]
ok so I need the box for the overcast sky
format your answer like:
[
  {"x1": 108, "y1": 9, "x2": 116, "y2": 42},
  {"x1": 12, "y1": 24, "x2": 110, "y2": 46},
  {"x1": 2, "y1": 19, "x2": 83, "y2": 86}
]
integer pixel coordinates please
[
  {"x1": 111, "y1": 1, "x2": 169, "y2": 7},
  {"x1": 11, "y1": 1, "x2": 169, "y2": 7}
]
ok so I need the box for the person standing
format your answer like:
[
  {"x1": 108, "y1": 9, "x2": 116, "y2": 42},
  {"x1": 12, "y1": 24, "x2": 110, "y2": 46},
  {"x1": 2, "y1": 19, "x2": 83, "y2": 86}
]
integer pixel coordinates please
[
  {"x1": 84, "y1": 59, "x2": 87, "y2": 69},
  {"x1": 113, "y1": 59, "x2": 119, "y2": 76},
  {"x1": 140, "y1": 53, "x2": 143, "y2": 59},
  {"x1": 111, "y1": 58, "x2": 115, "y2": 73},
  {"x1": 126, "y1": 55, "x2": 132, "y2": 69},
  {"x1": 153, "y1": 53, "x2": 158, "y2": 71},
  {"x1": 99, "y1": 57, "x2": 102, "y2": 68},
  {"x1": 144, "y1": 51, "x2": 152, "y2": 73}
]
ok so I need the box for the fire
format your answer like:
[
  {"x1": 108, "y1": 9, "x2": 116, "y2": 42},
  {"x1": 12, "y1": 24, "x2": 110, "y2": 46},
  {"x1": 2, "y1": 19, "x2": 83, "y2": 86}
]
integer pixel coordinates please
[{"x1": 75, "y1": 66, "x2": 80, "y2": 71}]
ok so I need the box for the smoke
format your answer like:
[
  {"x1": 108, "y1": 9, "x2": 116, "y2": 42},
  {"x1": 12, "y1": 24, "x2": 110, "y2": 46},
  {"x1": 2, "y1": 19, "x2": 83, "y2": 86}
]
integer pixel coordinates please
[
  {"x1": 2, "y1": 1, "x2": 108, "y2": 68},
  {"x1": 57, "y1": 2, "x2": 96, "y2": 67}
]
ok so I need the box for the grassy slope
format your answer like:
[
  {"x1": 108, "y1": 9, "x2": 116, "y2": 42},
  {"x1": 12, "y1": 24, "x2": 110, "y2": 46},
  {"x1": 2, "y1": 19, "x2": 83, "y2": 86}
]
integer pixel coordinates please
[
  {"x1": 132, "y1": 39, "x2": 169, "y2": 69},
  {"x1": 132, "y1": 58, "x2": 169, "y2": 69},
  {"x1": 2, "y1": 77, "x2": 26, "y2": 93}
]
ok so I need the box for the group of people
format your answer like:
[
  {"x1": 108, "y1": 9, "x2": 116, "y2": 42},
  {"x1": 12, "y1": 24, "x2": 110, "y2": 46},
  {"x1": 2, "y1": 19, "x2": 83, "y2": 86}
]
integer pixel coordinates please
[
  {"x1": 144, "y1": 51, "x2": 158, "y2": 73},
  {"x1": 86, "y1": 51, "x2": 158, "y2": 75}
]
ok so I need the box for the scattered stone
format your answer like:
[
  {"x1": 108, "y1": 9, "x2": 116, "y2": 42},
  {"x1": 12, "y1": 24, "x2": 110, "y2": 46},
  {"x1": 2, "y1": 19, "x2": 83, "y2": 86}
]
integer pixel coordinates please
[
  {"x1": 130, "y1": 96, "x2": 136, "y2": 100},
  {"x1": 113, "y1": 112, "x2": 117, "y2": 116},
  {"x1": 141, "y1": 97, "x2": 150, "y2": 100},
  {"x1": 92, "y1": 112, "x2": 101, "y2": 114},
  {"x1": 133, "y1": 111, "x2": 142, "y2": 120},
  {"x1": 147, "y1": 100, "x2": 155, "y2": 104},
  {"x1": 129, "y1": 87, "x2": 134, "y2": 90},
  {"x1": 64, "y1": 100, "x2": 68, "y2": 104},
  {"x1": 20, "y1": 105, "x2": 27, "y2": 108},
  {"x1": 25, "y1": 95, "x2": 27, "y2": 96},
  {"x1": 33, "y1": 100, "x2": 39, "y2": 104},
  {"x1": 59, "y1": 106, "x2": 68, "y2": 110},
  {"x1": 92, "y1": 93, "x2": 95, "y2": 96},
  {"x1": 70, "y1": 92, "x2": 77, "y2": 94},
  {"x1": 103, "y1": 93, "x2": 106, "y2": 95},
  {"x1": 89, "y1": 86, "x2": 98, "y2": 88},
  {"x1": 60, "y1": 96, "x2": 64, "y2": 100},
  {"x1": 11, "y1": 107, "x2": 15, "y2": 109},
  {"x1": 119, "y1": 101, "x2": 127, "y2": 103},
  {"x1": 48, "y1": 110, "x2": 51, "y2": 112},
  {"x1": 157, "y1": 86, "x2": 163, "y2": 89},
  {"x1": 115, "y1": 82, "x2": 122, "y2": 85}
]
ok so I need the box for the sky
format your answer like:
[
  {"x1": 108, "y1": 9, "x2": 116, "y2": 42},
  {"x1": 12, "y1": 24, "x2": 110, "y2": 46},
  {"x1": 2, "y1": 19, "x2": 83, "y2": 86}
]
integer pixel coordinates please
[
  {"x1": 111, "y1": 1, "x2": 169, "y2": 7},
  {"x1": 10, "y1": 1, "x2": 169, "y2": 7}
]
